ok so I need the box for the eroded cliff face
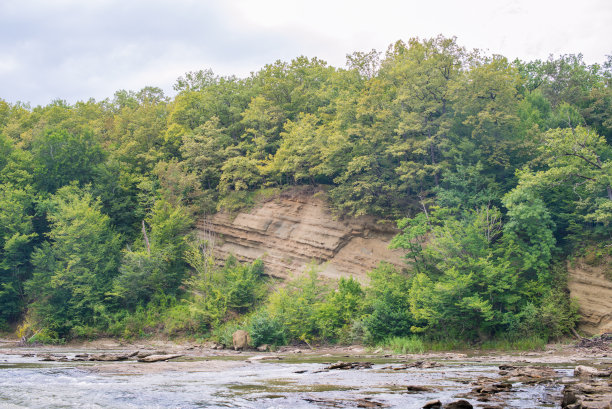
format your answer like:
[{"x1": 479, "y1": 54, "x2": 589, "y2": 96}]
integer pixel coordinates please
[
  {"x1": 568, "y1": 259, "x2": 612, "y2": 335},
  {"x1": 196, "y1": 190, "x2": 406, "y2": 281}
]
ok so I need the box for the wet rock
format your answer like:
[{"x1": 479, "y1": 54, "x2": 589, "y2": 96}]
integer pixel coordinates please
[
  {"x1": 561, "y1": 387, "x2": 577, "y2": 407},
  {"x1": 355, "y1": 397, "x2": 385, "y2": 407},
  {"x1": 575, "y1": 333, "x2": 612, "y2": 350},
  {"x1": 561, "y1": 377, "x2": 612, "y2": 409},
  {"x1": 136, "y1": 350, "x2": 167, "y2": 359},
  {"x1": 232, "y1": 330, "x2": 251, "y2": 350},
  {"x1": 500, "y1": 365, "x2": 556, "y2": 383},
  {"x1": 422, "y1": 399, "x2": 442, "y2": 409},
  {"x1": 38, "y1": 354, "x2": 66, "y2": 362},
  {"x1": 408, "y1": 360, "x2": 442, "y2": 369},
  {"x1": 88, "y1": 352, "x2": 136, "y2": 362},
  {"x1": 137, "y1": 354, "x2": 183, "y2": 362},
  {"x1": 574, "y1": 365, "x2": 612, "y2": 377},
  {"x1": 71, "y1": 353, "x2": 90, "y2": 362},
  {"x1": 471, "y1": 382, "x2": 512, "y2": 395},
  {"x1": 406, "y1": 385, "x2": 432, "y2": 392},
  {"x1": 325, "y1": 361, "x2": 373, "y2": 370},
  {"x1": 303, "y1": 397, "x2": 386, "y2": 408},
  {"x1": 443, "y1": 400, "x2": 473, "y2": 409}
]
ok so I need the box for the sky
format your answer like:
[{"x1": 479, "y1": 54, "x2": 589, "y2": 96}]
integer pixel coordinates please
[{"x1": 1, "y1": 0, "x2": 611, "y2": 107}]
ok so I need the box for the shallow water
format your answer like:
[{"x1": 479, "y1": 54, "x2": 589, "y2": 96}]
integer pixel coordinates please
[{"x1": 0, "y1": 352, "x2": 567, "y2": 408}]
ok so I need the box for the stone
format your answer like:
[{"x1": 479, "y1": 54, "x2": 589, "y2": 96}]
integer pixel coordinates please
[
  {"x1": 232, "y1": 330, "x2": 251, "y2": 350},
  {"x1": 137, "y1": 354, "x2": 183, "y2": 363},
  {"x1": 574, "y1": 365, "x2": 612, "y2": 377},
  {"x1": 325, "y1": 361, "x2": 373, "y2": 370},
  {"x1": 406, "y1": 385, "x2": 432, "y2": 392},
  {"x1": 561, "y1": 387, "x2": 577, "y2": 407},
  {"x1": 257, "y1": 344, "x2": 269, "y2": 352},
  {"x1": 444, "y1": 400, "x2": 473, "y2": 409},
  {"x1": 422, "y1": 400, "x2": 442, "y2": 409}
]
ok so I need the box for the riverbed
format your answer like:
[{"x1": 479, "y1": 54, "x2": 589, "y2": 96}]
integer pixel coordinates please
[{"x1": 0, "y1": 341, "x2": 610, "y2": 408}]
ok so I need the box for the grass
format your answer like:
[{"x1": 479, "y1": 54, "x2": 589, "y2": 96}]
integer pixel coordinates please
[
  {"x1": 381, "y1": 336, "x2": 425, "y2": 354},
  {"x1": 480, "y1": 335, "x2": 547, "y2": 351},
  {"x1": 378, "y1": 335, "x2": 547, "y2": 353}
]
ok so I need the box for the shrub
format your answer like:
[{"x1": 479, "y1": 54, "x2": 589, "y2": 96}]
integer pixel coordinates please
[{"x1": 248, "y1": 311, "x2": 286, "y2": 347}]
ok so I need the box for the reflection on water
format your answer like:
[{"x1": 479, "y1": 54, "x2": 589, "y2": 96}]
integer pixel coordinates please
[{"x1": 0, "y1": 353, "x2": 565, "y2": 408}]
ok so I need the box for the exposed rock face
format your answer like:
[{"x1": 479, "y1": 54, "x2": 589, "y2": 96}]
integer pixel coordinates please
[
  {"x1": 197, "y1": 190, "x2": 405, "y2": 281},
  {"x1": 568, "y1": 259, "x2": 612, "y2": 335}
]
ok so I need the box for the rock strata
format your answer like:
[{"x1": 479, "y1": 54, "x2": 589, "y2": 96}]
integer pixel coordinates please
[
  {"x1": 198, "y1": 190, "x2": 405, "y2": 281},
  {"x1": 568, "y1": 259, "x2": 612, "y2": 335}
]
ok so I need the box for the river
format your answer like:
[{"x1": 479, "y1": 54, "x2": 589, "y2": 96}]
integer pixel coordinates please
[{"x1": 1, "y1": 344, "x2": 592, "y2": 409}]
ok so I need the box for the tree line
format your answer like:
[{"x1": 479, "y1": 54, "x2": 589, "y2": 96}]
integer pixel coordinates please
[{"x1": 0, "y1": 35, "x2": 610, "y2": 343}]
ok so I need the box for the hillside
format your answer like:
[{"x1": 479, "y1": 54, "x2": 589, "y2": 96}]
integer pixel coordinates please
[{"x1": 0, "y1": 36, "x2": 610, "y2": 345}]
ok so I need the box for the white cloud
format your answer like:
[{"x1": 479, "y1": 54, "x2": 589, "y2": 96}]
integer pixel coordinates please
[{"x1": 0, "y1": 0, "x2": 610, "y2": 106}]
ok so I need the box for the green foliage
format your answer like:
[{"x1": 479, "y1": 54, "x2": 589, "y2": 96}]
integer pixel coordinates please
[
  {"x1": 0, "y1": 183, "x2": 36, "y2": 324},
  {"x1": 248, "y1": 310, "x2": 287, "y2": 347},
  {"x1": 362, "y1": 264, "x2": 414, "y2": 342},
  {"x1": 183, "y1": 246, "x2": 267, "y2": 332},
  {"x1": 32, "y1": 128, "x2": 105, "y2": 193},
  {"x1": 1, "y1": 37, "x2": 606, "y2": 344},
  {"x1": 26, "y1": 185, "x2": 121, "y2": 336},
  {"x1": 112, "y1": 198, "x2": 193, "y2": 308}
]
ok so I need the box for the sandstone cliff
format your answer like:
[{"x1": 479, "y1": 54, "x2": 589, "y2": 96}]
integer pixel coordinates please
[
  {"x1": 568, "y1": 258, "x2": 612, "y2": 335},
  {"x1": 196, "y1": 190, "x2": 406, "y2": 281}
]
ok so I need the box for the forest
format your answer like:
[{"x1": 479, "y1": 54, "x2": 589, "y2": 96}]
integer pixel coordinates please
[{"x1": 0, "y1": 36, "x2": 610, "y2": 348}]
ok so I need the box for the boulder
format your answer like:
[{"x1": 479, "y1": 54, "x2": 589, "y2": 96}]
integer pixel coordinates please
[
  {"x1": 257, "y1": 344, "x2": 269, "y2": 352},
  {"x1": 422, "y1": 400, "x2": 442, "y2": 409},
  {"x1": 232, "y1": 330, "x2": 251, "y2": 350},
  {"x1": 406, "y1": 385, "x2": 432, "y2": 392},
  {"x1": 574, "y1": 365, "x2": 612, "y2": 377},
  {"x1": 444, "y1": 400, "x2": 473, "y2": 409}
]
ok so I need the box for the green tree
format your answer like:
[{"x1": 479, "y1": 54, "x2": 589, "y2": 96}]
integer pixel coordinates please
[
  {"x1": 26, "y1": 185, "x2": 121, "y2": 337},
  {"x1": 32, "y1": 128, "x2": 105, "y2": 193},
  {"x1": 112, "y1": 198, "x2": 193, "y2": 309},
  {"x1": 0, "y1": 184, "x2": 36, "y2": 326}
]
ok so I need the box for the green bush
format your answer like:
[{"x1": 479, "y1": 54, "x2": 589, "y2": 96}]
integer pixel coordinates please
[{"x1": 248, "y1": 311, "x2": 286, "y2": 347}]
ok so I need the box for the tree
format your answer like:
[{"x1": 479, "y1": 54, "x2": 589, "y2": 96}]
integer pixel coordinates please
[
  {"x1": 32, "y1": 128, "x2": 105, "y2": 193},
  {"x1": 26, "y1": 185, "x2": 121, "y2": 337},
  {"x1": 180, "y1": 117, "x2": 235, "y2": 190},
  {"x1": 0, "y1": 184, "x2": 36, "y2": 326},
  {"x1": 518, "y1": 126, "x2": 612, "y2": 226},
  {"x1": 112, "y1": 198, "x2": 193, "y2": 309}
]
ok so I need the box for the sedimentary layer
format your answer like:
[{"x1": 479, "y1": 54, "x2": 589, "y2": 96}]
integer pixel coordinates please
[
  {"x1": 568, "y1": 259, "x2": 612, "y2": 335},
  {"x1": 196, "y1": 190, "x2": 405, "y2": 281}
]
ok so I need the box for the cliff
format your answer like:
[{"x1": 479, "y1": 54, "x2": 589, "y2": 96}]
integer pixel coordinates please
[
  {"x1": 195, "y1": 189, "x2": 405, "y2": 281},
  {"x1": 568, "y1": 258, "x2": 612, "y2": 335}
]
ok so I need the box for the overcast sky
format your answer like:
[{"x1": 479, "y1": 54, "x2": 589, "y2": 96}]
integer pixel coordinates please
[{"x1": 1, "y1": 0, "x2": 611, "y2": 106}]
